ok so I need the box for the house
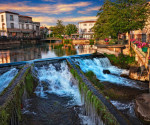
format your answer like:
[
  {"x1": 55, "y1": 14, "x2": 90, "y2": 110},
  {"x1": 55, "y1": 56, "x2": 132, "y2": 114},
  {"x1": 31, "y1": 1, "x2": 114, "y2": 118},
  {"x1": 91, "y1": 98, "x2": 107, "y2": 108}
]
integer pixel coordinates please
[
  {"x1": 78, "y1": 21, "x2": 96, "y2": 39},
  {"x1": 0, "y1": 11, "x2": 40, "y2": 37}
]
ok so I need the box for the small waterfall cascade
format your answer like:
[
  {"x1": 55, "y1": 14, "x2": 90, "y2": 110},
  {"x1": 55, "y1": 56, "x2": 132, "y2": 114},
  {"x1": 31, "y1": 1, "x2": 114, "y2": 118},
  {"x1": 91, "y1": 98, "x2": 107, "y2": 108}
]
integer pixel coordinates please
[
  {"x1": 33, "y1": 61, "x2": 81, "y2": 105},
  {"x1": 0, "y1": 68, "x2": 18, "y2": 93},
  {"x1": 75, "y1": 57, "x2": 140, "y2": 88},
  {"x1": 79, "y1": 88, "x2": 105, "y2": 125},
  {"x1": 32, "y1": 61, "x2": 107, "y2": 125}
]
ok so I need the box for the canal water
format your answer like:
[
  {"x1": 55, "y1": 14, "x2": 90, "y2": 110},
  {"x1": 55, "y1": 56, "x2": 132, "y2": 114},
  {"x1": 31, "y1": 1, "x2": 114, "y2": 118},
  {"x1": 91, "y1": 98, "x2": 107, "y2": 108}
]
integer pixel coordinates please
[
  {"x1": 74, "y1": 57, "x2": 148, "y2": 125},
  {"x1": 21, "y1": 61, "x2": 95, "y2": 125},
  {"x1": 0, "y1": 68, "x2": 18, "y2": 94},
  {"x1": 0, "y1": 40, "x2": 95, "y2": 64}
]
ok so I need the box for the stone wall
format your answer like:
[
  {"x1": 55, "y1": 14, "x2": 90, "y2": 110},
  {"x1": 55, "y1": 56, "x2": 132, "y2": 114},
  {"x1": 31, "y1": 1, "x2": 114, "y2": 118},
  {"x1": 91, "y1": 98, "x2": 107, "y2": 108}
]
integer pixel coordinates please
[{"x1": 72, "y1": 40, "x2": 90, "y2": 45}]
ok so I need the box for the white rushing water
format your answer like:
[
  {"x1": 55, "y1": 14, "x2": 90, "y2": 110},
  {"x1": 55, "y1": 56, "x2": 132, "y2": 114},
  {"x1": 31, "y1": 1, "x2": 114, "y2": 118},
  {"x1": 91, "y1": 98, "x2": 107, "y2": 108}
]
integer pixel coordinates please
[
  {"x1": 0, "y1": 68, "x2": 18, "y2": 93},
  {"x1": 75, "y1": 57, "x2": 140, "y2": 88},
  {"x1": 111, "y1": 100, "x2": 135, "y2": 117},
  {"x1": 34, "y1": 61, "x2": 81, "y2": 105},
  {"x1": 33, "y1": 61, "x2": 96, "y2": 125}
]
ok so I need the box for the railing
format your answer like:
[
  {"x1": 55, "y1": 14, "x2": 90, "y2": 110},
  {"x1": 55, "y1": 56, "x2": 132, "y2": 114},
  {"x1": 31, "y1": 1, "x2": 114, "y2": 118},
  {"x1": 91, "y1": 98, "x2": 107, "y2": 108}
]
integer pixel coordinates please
[
  {"x1": 0, "y1": 36, "x2": 41, "y2": 41},
  {"x1": 131, "y1": 42, "x2": 149, "y2": 68}
]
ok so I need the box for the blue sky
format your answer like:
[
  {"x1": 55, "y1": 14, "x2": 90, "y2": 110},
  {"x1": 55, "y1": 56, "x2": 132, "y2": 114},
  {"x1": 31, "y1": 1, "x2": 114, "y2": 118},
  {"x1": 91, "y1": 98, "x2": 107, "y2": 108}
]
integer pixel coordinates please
[{"x1": 0, "y1": 0, "x2": 103, "y2": 26}]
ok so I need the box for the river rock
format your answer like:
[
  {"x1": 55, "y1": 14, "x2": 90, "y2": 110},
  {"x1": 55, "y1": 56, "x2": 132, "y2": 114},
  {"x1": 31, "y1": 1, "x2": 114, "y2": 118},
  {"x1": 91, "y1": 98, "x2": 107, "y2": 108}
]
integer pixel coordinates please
[
  {"x1": 103, "y1": 70, "x2": 110, "y2": 74},
  {"x1": 135, "y1": 93, "x2": 150, "y2": 122},
  {"x1": 129, "y1": 66, "x2": 149, "y2": 81},
  {"x1": 120, "y1": 74, "x2": 129, "y2": 78}
]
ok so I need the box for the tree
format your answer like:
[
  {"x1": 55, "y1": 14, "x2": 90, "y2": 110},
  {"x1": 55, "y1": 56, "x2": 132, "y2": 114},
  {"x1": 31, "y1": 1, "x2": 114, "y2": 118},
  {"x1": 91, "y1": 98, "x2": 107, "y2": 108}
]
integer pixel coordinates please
[
  {"x1": 65, "y1": 24, "x2": 78, "y2": 36},
  {"x1": 53, "y1": 20, "x2": 65, "y2": 38},
  {"x1": 111, "y1": 0, "x2": 148, "y2": 46},
  {"x1": 94, "y1": 0, "x2": 149, "y2": 43},
  {"x1": 93, "y1": 0, "x2": 116, "y2": 39}
]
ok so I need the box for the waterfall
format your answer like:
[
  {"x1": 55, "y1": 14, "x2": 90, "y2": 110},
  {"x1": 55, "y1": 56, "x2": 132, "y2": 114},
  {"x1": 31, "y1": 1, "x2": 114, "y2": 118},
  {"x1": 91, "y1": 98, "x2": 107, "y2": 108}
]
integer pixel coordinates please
[
  {"x1": 33, "y1": 61, "x2": 105, "y2": 125},
  {"x1": 34, "y1": 61, "x2": 81, "y2": 105},
  {"x1": 80, "y1": 89, "x2": 104, "y2": 125},
  {"x1": 0, "y1": 68, "x2": 18, "y2": 93},
  {"x1": 75, "y1": 57, "x2": 140, "y2": 88}
]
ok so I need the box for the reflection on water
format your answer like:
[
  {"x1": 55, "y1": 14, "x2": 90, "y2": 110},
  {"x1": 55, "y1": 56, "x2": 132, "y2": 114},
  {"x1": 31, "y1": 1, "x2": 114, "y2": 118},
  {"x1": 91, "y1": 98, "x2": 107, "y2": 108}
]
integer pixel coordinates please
[{"x1": 0, "y1": 41, "x2": 96, "y2": 64}]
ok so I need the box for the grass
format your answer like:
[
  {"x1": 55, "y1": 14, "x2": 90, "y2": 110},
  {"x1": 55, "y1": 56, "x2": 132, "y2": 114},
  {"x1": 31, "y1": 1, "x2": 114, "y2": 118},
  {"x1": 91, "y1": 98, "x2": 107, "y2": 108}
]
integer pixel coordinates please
[{"x1": 104, "y1": 53, "x2": 137, "y2": 69}]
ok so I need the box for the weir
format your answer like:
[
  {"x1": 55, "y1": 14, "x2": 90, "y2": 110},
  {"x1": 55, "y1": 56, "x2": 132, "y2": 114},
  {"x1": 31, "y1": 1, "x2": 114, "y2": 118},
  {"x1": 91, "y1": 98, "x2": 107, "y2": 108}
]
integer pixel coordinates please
[
  {"x1": 67, "y1": 58, "x2": 128, "y2": 125},
  {"x1": 0, "y1": 54, "x2": 144, "y2": 125}
]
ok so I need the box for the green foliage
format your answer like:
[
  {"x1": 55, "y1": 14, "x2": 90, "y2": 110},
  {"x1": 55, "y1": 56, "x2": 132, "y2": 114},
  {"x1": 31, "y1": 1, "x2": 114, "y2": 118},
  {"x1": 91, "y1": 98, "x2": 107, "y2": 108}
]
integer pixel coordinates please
[
  {"x1": 85, "y1": 71, "x2": 104, "y2": 90},
  {"x1": 52, "y1": 44, "x2": 63, "y2": 49},
  {"x1": 89, "y1": 39, "x2": 95, "y2": 45},
  {"x1": 65, "y1": 24, "x2": 78, "y2": 36},
  {"x1": 109, "y1": 39, "x2": 117, "y2": 45},
  {"x1": 52, "y1": 20, "x2": 65, "y2": 38},
  {"x1": 64, "y1": 39, "x2": 73, "y2": 44},
  {"x1": 25, "y1": 73, "x2": 34, "y2": 94},
  {"x1": 94, "y1": 0, "x2": 148, "y2": 39},
  {"x1": 0, "y1": 109, "x2": 9, "y2": 125},
  {"x1": 104, "y1": 53, "x2": 136, "y2": 69}
]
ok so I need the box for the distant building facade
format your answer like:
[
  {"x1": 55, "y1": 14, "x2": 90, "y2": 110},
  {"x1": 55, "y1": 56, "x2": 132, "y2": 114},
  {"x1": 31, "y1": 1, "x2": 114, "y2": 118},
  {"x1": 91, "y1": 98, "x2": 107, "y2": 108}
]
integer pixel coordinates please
[
  {"x1": 78, "y1": 21, "x2": 96, "y2": 39},
  {"x1": 0, "y1": 11, "x2": 40, "y2": 37}
]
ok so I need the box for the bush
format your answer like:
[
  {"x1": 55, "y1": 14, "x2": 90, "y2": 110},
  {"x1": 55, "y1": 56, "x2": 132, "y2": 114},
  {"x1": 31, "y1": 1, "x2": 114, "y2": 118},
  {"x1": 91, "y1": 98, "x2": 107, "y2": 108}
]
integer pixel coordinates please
[
  {"x1": 104, "y1": 53, "x2": 136, "y2": 69},
  {"x1": 89, "y1": 39, "x2": 94, "y2": 45}
]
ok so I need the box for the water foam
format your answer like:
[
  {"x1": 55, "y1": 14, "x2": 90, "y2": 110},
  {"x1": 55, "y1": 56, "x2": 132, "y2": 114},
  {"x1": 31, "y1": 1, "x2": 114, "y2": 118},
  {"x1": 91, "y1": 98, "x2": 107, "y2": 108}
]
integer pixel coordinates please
[
  {"x1": 34, "y1": 61, "x2": 81, "y2": 105},
  {"x1": 75, "y1": 57, "x2": 140, "y2": 88}
]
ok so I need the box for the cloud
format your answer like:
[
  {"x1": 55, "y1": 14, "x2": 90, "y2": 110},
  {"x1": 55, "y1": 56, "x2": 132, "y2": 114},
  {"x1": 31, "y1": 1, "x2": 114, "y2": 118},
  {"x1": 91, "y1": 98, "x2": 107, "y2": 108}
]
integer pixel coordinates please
[
  {"x1": 32, "y1": 16, "x2": 97, "y2": 25},
  {"x1": 78, "y1": 6, "x2": 100, "y2": 14},
  {"x1": 62, "y1": 16, "x2": 98, "y2": 22},
  {"x1": 0, "y1": 1, "x2": 91, "y2": 14}
]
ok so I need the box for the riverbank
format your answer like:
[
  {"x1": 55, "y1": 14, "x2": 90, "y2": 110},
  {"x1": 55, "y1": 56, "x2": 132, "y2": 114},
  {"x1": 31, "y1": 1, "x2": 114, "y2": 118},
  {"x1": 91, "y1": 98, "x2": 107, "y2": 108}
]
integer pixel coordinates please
[{"x1": 73, "y1": 55, "x2": 149, "y2": 124}]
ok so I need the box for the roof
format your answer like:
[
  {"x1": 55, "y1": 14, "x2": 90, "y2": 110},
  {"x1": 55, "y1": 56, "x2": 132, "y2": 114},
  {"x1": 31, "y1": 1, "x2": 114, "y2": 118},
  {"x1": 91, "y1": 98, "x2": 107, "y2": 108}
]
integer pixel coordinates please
[
  {"x1": 19, "y1": 15, "x2": 32, "y2": 19},
  {"x1": 79, "y1": 21, "x2": 96, "y2": 24},
  {"x1": 0, "y1": 11, "x2": 19, "y2": 15}
]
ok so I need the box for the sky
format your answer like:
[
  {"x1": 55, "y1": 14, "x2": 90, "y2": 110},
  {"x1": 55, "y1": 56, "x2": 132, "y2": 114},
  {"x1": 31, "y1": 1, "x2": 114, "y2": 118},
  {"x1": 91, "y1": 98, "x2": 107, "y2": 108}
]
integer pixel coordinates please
[{"x1": 0, "y1": 0, "x2": 103, "y2": 27}]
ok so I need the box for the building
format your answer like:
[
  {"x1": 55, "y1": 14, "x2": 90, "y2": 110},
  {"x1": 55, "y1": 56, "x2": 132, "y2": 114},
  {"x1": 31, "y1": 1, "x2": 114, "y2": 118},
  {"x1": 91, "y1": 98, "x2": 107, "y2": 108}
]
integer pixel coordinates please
[
  {"x1": 78, "y1": 21, "x2": 96, "y2": 39},
  {"x1": 0, "y1": 11, "x2": 40, "y2": 37},
  {"x1": 40, "y1": 26, "x2": 49, "y2": 38}
]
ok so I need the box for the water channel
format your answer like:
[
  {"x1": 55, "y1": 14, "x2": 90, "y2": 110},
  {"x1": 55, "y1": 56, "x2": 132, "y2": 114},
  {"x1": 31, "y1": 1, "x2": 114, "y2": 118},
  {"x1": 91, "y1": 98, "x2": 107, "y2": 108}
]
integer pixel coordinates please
[
  {"x1": 0, "y1": 40, "x2": 148, "y2": 125},
  {"x1": 0, "y1": 40, "x2": 95, "y2": 64}
]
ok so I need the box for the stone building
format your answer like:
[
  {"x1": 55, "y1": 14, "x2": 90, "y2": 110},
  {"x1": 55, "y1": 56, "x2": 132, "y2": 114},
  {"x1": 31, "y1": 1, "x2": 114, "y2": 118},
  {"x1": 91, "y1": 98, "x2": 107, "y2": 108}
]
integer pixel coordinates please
[
  {"x1": 0, "y1": 11, "x2": 40, "y2": 37},
  {"x1": 78, "y1": 21, "x2": 96, "y2": 39}
]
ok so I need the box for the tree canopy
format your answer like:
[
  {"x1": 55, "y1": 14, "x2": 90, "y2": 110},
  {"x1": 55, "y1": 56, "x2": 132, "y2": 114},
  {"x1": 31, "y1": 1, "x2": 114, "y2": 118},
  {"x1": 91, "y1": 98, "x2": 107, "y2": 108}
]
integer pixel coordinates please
[
  {"x1": 52, "y1": 20, "x2": 65, "y2": 38},
  {"x1": 65, "y1": 24, "x2": 78, "y2": 36},
  {"x1": 93, "y1": 0, "x2": 149, "y2": 39}
]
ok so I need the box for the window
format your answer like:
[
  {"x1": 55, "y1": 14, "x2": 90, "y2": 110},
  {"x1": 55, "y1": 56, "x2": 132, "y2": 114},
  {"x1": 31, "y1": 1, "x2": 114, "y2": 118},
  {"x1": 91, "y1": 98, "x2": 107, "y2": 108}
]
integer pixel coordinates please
[
  {"x1": 89, "y1": 28, "x2": 92, "y2": 32},
  {"x1": 32, "y1": 25, "x2": 34, "y2": 30},
  {"x1": 1, "y1": 15, "x2": 4, "y2": 22},
  {"x1": 10, "y1": 15, "x2": 14, "y2": 21},
  {"x1": 89, "y1": 24, "x2": 93, "y2": 26},
  {"x1": 26, "y1": 24, "x2": 29, "y2": 29},
  {"x1": 36, "y1": 26, "x2": 39, "y2": 30},
  {"x1": 22, "y1": 24, "x2": 24, "y2": 29},
  {"x1": 10, "y1": 23, "x2": 14, "y2": 29},
  {"x1": 83, "y1": 24, "x2": 87, "y2": 26},
  {"x1": 2, "y1": 23, "x2": 5, "y2": 30},
  {"x1": 83, "y1": 29, "x2": 87, "y2": 32}
]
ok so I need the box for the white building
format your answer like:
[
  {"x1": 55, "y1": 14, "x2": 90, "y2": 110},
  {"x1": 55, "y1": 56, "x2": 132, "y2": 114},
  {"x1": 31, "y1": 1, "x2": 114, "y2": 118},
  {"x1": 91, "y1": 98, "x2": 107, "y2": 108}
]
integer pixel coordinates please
[
  {"x1": 78, "y1": 21, "x2": 96, "y2": 39},
  {"x1": 0, "y1": 11, "x2": 40, "y2": 37}
]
